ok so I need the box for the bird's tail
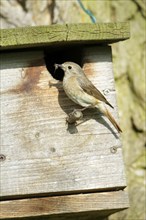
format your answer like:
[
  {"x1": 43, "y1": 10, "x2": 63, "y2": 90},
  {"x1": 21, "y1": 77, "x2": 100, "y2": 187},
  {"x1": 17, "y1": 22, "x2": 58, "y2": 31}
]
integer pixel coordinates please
[{"x1": 98, "y1": 103, "x2": 122, "y2": 133}]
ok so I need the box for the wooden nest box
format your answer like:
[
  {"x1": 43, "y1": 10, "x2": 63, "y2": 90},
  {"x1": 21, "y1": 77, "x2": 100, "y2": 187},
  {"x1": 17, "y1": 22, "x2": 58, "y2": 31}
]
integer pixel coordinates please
[{"x1": 0, "y1": 23, "x2": 130, "y2": 219}]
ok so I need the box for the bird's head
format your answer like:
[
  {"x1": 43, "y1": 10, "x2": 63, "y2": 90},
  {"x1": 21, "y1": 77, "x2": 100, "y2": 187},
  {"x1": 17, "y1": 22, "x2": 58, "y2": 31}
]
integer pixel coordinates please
[{"x1": 55, "y1": 62, "x2": 84, "y2": 77}]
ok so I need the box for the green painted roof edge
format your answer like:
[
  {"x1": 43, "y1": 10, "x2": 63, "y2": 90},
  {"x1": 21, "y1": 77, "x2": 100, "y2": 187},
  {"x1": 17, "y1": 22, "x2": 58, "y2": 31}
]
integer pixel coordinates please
[{"x1": 0, "y1": 22, "x2": 130, "y2": 50}]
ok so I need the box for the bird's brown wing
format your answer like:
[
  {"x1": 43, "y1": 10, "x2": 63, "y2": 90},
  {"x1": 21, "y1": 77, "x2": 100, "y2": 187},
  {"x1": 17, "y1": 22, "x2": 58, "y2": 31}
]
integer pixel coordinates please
[{"x1": 77, "y1": 75, "x2": 114, "y2": 108}]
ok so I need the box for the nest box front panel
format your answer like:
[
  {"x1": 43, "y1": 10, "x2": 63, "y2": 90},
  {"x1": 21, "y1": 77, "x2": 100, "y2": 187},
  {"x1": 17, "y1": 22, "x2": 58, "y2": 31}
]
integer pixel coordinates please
[{"x1": 0, "y1": 46, "x2": 126, "y2": 198}]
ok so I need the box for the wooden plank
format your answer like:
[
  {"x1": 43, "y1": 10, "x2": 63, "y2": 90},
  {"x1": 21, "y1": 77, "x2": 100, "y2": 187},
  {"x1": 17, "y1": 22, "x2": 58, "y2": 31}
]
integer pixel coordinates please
[
  {"x1": 0, "y1": 191, "x2": 129, "y2": 219},
  {"x1": 0, "y1": 22, "x2": 130, "y2": 50},
  {"x1": 0, "y1": 46, "x2": 126, "y2": 199}
]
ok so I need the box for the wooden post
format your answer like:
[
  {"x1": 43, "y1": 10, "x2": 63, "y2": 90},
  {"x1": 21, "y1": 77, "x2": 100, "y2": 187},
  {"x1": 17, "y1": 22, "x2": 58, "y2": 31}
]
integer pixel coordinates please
[{"x1": 0, "y1": 23, "x2": 130, "y2": 219}]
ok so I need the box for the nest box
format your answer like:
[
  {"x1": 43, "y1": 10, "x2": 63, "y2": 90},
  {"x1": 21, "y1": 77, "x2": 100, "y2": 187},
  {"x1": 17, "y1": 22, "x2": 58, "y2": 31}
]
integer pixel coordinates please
[{"x1": 0, "y1": 23, "x2": 130, "y2": 219}]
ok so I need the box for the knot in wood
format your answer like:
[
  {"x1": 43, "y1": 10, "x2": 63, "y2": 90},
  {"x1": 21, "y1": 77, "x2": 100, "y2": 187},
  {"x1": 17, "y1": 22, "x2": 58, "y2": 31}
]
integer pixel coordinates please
[{"x1": 66, "y1": 109, "x2": 83, "y2": 124}]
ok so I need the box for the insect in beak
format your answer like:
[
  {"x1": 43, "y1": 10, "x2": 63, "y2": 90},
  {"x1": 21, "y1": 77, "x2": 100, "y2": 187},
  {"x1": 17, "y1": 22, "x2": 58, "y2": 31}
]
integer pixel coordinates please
[{"x1": 54, "y1": 64, "x2": 64, "y2": 70}]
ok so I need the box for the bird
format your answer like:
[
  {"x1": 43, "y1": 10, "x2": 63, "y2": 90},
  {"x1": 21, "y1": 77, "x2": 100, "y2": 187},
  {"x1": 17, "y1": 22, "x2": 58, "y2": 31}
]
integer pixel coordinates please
[{"x1": 55, "y1": 62, "x2": 122, "y2": 133}]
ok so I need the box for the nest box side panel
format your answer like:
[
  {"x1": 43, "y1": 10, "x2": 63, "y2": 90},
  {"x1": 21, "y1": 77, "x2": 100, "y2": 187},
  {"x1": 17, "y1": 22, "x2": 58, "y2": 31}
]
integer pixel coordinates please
[{"x1": 0, "y1": 47, "x2": 126, "y2": 199}]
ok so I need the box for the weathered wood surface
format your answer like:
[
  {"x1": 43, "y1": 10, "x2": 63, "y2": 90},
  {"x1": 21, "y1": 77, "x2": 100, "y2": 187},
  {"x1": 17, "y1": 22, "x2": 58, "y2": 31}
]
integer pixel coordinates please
[
  {"x1": 0, "y1": 191, "x2": 129, "y2": 219},
  {"x1": 0, "y1": 22, "x2": 130, "y2": 50},
  {"x1": 0, "y1": 46, "x2": 126, "y2": 199}
]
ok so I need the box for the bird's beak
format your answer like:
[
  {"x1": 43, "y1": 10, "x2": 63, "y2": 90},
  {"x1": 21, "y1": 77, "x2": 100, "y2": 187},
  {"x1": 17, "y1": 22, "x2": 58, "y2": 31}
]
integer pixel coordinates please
[{"x1": 54, "y1": 63, "x2": 64, "y2": 70}]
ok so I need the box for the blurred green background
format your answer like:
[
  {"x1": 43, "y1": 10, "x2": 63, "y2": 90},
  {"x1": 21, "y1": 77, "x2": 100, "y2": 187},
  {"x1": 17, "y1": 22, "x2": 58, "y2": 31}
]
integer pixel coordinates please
[{"x1": 1, "y1": 0, "x2": 145, "y2": 219}]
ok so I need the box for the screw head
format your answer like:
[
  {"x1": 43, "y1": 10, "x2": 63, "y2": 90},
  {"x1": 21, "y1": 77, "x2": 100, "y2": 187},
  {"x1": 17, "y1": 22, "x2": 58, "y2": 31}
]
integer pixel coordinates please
[
  {"x1": 0, "y1": 154, "x2": 6, "y2": 162},
  {"x1": 110, "y1": 146, "x2": 117, "y2": 154}
]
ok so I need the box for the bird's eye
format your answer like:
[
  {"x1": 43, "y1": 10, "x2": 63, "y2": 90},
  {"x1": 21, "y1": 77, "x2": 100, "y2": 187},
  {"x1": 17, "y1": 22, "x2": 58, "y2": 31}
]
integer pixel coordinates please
[{"x1": 68, "y1": 66, "x2": 72, "y2": 70}]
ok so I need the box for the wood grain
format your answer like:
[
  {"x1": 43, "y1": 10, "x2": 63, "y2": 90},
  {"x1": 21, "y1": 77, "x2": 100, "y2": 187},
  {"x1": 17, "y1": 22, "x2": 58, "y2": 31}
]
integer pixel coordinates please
[
  {"x1": 0, "y1": 23, "x2": 130, "y2": 50},
  {"x1": 0, "y1": 191, "x2": 129, "y2": 219},
  {"x1": 0, "y1": 46, "x2": 126, "y2": 199}
]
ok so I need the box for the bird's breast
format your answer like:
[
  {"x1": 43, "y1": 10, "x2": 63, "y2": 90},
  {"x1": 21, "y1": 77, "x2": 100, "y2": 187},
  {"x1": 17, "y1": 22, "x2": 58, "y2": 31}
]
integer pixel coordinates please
[
  {"x1": 63, "y1": 76, "x2": 81, "y2": 101},
  {"x1": 63, "y1": 76, "x2": 98, "y2": 107}
]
